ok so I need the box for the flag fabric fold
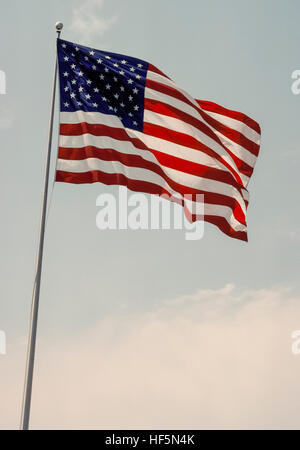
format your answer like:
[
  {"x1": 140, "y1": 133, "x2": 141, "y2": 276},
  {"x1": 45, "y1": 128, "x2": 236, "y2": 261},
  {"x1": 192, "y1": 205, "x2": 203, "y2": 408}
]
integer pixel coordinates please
[{"x1": 56, "y1": 39, "x2": 261, "y2": 241}]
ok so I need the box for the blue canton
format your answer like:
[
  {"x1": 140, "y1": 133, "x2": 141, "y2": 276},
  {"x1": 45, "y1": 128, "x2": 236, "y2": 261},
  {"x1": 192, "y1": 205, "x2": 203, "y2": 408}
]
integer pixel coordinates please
[{"x1": 57, "y1": 39, "x2": 149, "y2": 132}]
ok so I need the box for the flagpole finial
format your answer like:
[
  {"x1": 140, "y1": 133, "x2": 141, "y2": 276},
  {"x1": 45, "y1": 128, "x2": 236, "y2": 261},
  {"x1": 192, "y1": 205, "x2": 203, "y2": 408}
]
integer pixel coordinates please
[{"x1": 56, "y1": 22, "x2": 64, "y2": 32}]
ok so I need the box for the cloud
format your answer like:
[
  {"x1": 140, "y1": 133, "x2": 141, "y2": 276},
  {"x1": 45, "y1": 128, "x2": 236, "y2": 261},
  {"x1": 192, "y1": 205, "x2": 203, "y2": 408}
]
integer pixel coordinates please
[
  {"x1": 2, "y1": 284, "x2": 300, "y2": 429},
  {"x1": 69, "y1": 0, "x2": 117, "y2": 41}
]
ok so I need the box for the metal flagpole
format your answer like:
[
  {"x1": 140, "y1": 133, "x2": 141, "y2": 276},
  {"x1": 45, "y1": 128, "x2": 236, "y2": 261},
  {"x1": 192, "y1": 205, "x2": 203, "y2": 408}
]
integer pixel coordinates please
[{"x1": 20, "y1": 21, "x2": 63, "y2": 431}]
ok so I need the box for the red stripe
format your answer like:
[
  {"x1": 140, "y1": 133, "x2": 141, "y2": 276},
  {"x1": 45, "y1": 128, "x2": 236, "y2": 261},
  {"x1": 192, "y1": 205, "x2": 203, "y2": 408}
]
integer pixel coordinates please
[
  {"x1": 58, "y1": 144, "x2": 246, "y2": 225},
  {"x1": 148, "y1": 63, "x2": 171, "y2": 80},
  {"x1": 146, "y1": 79, "x2": 251, "y2": 183},
  {"x1": 204, "y1": 215, "x2": 247, "y2": 242},
  {"x1": 146, "y1": 78, "x2": 196, "y2": 110},
  {"x1": 143, "y1": 121, "x2": 248, "y2": 194},
  {"x1": 145, "y1": 99, "x2": 253, "y2": 180},
  {"x1": 222, "y1": 147, "x2": 253, "y2": 179},
  {"x1": 197, "y1": 107, "x2": 260, "y2": 157},
  {"x1": 146, "y1": 78, "x2": 259, "y2": 167},
  {"x1": 56, "y1": 169, "x2": 247, "y2": 241},
  {"x1": 60, "y1": 122, "x2": 245, "y2": 194},
  {"x1": 60, "y1": 122, "x2": 247, "y2": 214},
  {"x1": 196, "y1": 100, "x2": 261, "y2": 135}
]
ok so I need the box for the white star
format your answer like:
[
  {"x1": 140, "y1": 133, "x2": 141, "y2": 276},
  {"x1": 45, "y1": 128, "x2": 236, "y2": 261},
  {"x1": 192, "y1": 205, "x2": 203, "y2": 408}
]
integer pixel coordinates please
[
  {"x1": 136, "y1": 74, "x2": 141, "y2": 79},
  {"x1": 64, "y1": 102, "x2": 69, "y2": 107},
  {"x1": 97, "y1": 58, "x2": 103, "y2": 64},
  {"x1": 64, "y1": 86, "x2": 69, "y2": 92},
  {"x1": 119, "y1": 70, "x2": 125, "y2": 76},
  {"x1": 128, "y1": 112, "x2": 133, "y2": 117},
  {"x1": 64, "y1": 56, "x2": 69, "y2": 61},
  {"x1": 84, "y1": 56, "x2": 89, "y2": 61},
  {"x1": 92, "y1": 65, "x2": 97, "y2": 70},
  {"x1": 137, "y1": 64, "x2": 143, "y2": 68},
  {"x1": 93, "y1": 102, "x2": 98, "y2": 107},
  {"x1": 104, "y1": 67, "x2": 109, "y2": 73},
  {"x1": 85, "y1": 94, "x2": 91, "y2": 99},
  {"x1": 113, "y1": 76, "x2": 118, "y2": 82},
  {"x1": 71, "y1": 79, "x2": 77, "y2": 85},
  {"x1": 63, "y1": 72, "x2": 69, "y2": 77},
  {"x1": 128, "y1": 95, "x2": 133, "y2": 101},
  {"x1": 94, "y1": 87, "x2": 99, "y2": 93},
  {"x1": 62, "y1": 43, "x2": 67, "y2": 49},
  {"x1": 127, "y1": 79, "x2": 133, "y2": 84},
  {"x1": 71, "y1": 53, "x2": 75, "y2": 57},
  {"x1": 105, "y1": 84, "x2": 111, "y2": 90},
  {"x1": 120, "y1": 86, "x2": 125, "y2": 92},
  {"x1": 70, "y1": 93, "x2": 76, "y2": 98},
  {"x1": 134, "y1": 105, "x2": 139, "y2": 111},
  {"x1": 79, "y1": 86, "x2": 84, "y2": 92},
  {"x1": 121, "y1": 59, "x2": 127, "y2": 64},
  {"x1": 75, "y1": 47, "x2": 79, "y2": 52},
  {"x1": 78, "y1": 71, "x2": 84, "y2": 77},
  {"x1": 77, "y1": 101, "x2": 82, "y2": 106},
  {"x1": 114, "y1": 93, "x2": 119, "y2": 99},
  {"x1": 133, "y1": 88, "x2": 139, "y2": 94},
  {"x1": 89, "y1": 50, "x2": 95, "y2": 56},
  {"x1": 130, "y1": 67, "x2": 135, "y2": 72},
  {"x1": 105, "y1": 55, "x2": 111, "y2": 59},
  {"x1": 113, "y1": 63, "x2": 119, "y2": 67},
  {"x1": 102, "y1": 96, "x2": 107, "y2": 102},
  {"x1": 71, "y1": 64, "x2": 76, "y2": 69},
  {"x1": 99, "y1": 74, "x2": 104, "y2": 80},
  {"x1": 86, "y1": 79, "x2": 92, "y2": 85},
  {"x1": 133, "y1": 121, "x2": 138, "y2": 126},
  {"x1": 109, "y1": 106, "x2": 113, "y2": 110},
  {"x1": 120, "y1": 102, "x2": 125, "y2": 107}
]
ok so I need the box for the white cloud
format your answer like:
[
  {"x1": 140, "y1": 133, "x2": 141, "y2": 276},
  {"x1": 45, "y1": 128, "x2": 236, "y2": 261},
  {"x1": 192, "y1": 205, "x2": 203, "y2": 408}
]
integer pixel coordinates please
[
  {"x1": 2, "y1": 285, "x2": 300, "y2": 429},
  {"x1": 69, "y1": 0, "x2": 117, "y2": 41}
]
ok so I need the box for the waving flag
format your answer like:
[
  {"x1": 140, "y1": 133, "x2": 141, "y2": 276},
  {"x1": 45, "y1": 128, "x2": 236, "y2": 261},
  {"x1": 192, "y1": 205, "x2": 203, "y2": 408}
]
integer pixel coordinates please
[{"x1": 56, "y1": 39, "x2": 261, "y2": 241}]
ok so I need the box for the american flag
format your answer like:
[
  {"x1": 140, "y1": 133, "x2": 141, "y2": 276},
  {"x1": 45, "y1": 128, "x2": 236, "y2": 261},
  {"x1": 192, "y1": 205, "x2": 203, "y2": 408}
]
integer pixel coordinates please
[{"x1": 56, "y1": 39, "x2": 261, "y2": 241}]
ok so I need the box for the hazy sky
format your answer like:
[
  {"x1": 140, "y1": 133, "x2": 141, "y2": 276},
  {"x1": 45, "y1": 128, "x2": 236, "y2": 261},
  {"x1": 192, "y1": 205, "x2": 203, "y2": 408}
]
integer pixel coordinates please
[{"x1": 1, "y1": 0, "x2": 300, "y2": 429}]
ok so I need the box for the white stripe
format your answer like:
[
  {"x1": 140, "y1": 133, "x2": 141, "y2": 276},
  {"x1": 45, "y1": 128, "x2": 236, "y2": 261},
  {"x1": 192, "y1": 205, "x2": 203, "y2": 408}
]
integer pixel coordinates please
[
  {"x1": 147, "y1": 70, "x2": 204, "y2": 113},
  {"x1": 61, "y1": 108, "x2": 247, "y2": 191},
  {"x1": 60, "y1": 110, "x2": 249, "y2": 203},
  {"x1": 60, "y1": 111, "x2": 237, "y2": 176},
  {"x1": 60, "y1": 110, "x2": 122, "y2": 126},
  {"x1": 143, "y1": 103, "x2": 241, "y2": 177},
  {"x1": 145, "y1": 86, "x2": 200, "y2": 122},
  {"x1": 242, "y1": 188, "x2": 249, "y2": 203},
  {"x1": 204, "y1": 205, "x2": 246, "y2": 232},
  {"x1": 144, "y1": 108, "x2": 254, "y2": 169},
  {"x1": 57, "y1": 157, "x2": 246, "y2": 232},
  {"x1": 60, "y1": 127, "x2": 220, "y2": 171},
  {"x1": 147, "y1": 70, "x2": 177, "y2": 89},
  {"x1": 212, "y1": 129, "x2": 257, "y2": 168},
  {"x1": 59, "y1": 132, "x2": 246, "y2": 215},
  {"x1": 202, "y1": 109, "x2": 261, "y2": 144},
  {"x1": 145, "y1": 84, "x2": 257, "y2": 181}
]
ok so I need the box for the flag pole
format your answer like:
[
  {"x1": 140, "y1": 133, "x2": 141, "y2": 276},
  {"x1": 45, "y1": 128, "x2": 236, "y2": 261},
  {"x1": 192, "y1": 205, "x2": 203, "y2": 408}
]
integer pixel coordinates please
[{"x1": 20, "y1": 21, "x2": 63, "y2": 431}]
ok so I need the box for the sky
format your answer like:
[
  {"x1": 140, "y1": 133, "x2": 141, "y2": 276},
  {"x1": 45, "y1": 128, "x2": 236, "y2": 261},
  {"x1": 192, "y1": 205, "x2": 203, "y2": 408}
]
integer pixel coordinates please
[{"x1": 0, "y1": 0, "x2": 300, "y2": 429}]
